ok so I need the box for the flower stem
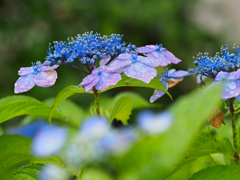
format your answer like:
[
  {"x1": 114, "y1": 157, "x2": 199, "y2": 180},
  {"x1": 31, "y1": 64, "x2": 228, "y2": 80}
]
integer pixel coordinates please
[
  {"x1": 65, "y1": 63, "x2": 90, "y2": 75},
  {"x1": 228, "y1": 98, "x2": 239, "y2": 165},
  {"x1": 93, "y1": 87, "x2": 100, "y2": 115}
]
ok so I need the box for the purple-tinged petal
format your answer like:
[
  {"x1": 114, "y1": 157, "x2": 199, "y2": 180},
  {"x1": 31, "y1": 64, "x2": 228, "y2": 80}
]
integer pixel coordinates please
[
  {"x1": 116, "y1": 54, "x2": 132, "y2": 60},
  {"x1": 39, "y1": 64, "x2": 59, "y2": 71},
  {"x1": 33, "y1": 70, "x2": 58, "y2": 87},
  {"x1": 171, "y1": 70, "x2": 189, "y2": 78},
  {"x1": 137, "y1": 56, "x2": 160, "y2": 67},
  {"x1": 92, "y1": 65, "x2": 107, "y2": 75},
  {"x1": 137, "y1": 45, "x2": 155, "y2": 53},
  {"x1": 225, "y1": 70, "x2": 240, "y2": 80},
  {"x1": 107, "y1": 59, "x2": 132, "y2": 72},
  {"x1": 150, "y1": 80, "x2": 168, "y2": 103},
  {"x1": 18, "y1": 67, "x2": 34, "y2": 76},
  {"x1": 79, "y1": 74, "x2": 98, "y2": 86},
  {"x1": 123, "y1": 62, "x2": 157, "y2": 83},
  {"x1": 215, "y1": 71, "x2": 229, "y2": 81},
  {"x1": 84, "y1": 75, "x2": 101, "y2": 92},
  {"x1": 14, "y1": 74, "x2": 35, "y2": 93},
  {"x1": 95, "y1": 72, "x2": 121, "y2": 91},
  {"x1": 99, "y1": 55, "x2": 111, "y2": 66},
  {"x1": 167, "y1": 69, "x2": 176, "y2": 76},
  {"x1": 221, "y1": 80, "x2": 240, "y2": 100},
  {"x1": 235, "y1": 94, "x2": 240, "y2": 102},
  {"x1": 162, "y1": 48, "x2": 181, "y2": 64},
  {"x1": 147, "y1": 52, "x2": 170, "y2": 66}
]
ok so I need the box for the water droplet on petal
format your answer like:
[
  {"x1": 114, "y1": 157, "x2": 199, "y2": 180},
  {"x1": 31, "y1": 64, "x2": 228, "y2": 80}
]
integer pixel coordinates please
[{"x1": 229, "y1": 82, "x2": 236, "y2": 90}]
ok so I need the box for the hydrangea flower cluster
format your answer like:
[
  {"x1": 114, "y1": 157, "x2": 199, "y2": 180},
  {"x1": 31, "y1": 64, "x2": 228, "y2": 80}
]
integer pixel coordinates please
[
  {"x1": 189, "y1": 45, "x2": 240, "y2": 78},
  {"x1": 15, "y1": 31, "x2": 183, "y2": 94},
  {"x1": 189, "y1": 44, "x2": 240, "y2": 101}
]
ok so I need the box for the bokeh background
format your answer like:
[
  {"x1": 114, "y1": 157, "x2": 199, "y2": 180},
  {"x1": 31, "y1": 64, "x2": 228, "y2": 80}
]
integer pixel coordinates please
[{"x1": 1, "y1": 0, "x2": 240, "y2": 111}]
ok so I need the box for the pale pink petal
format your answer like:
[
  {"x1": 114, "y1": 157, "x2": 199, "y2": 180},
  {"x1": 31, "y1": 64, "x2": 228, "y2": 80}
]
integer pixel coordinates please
[
  {"x1": 116, "y1": 54, "x2": 132, "y2": 60},
  {"x1": 91, "y1": 65, "x2": 107, "y2": 75},
  {"x1": 137, "y1": 45, "x2": 155, "y2": 53},
  {"x1": 18, "y1": 67, "x2": 34, "y2": 76},
  {"x1": 33, "y1": 70, "x2": 58, "y2": 87},
  {"x1": 84, "y1": 75, "x2": 101, "y2": 92},
  {"x1": 123, "y1": 62, "x2": 157, "y2": 83},
  {"x1": 14, "y1": 74, "x2": 35, "y2": 93},
  {"x1": 100, "y1": 55, "x2": 111, "y2": 66},
  {"x1": 95, "y1": 72, "x2": 121, "y2": 91}
]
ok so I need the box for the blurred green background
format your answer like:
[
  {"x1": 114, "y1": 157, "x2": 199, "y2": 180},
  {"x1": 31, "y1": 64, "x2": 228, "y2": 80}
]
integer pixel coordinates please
[{"x1": 0, "y1": 0, "x2": 239, "y2": 106}]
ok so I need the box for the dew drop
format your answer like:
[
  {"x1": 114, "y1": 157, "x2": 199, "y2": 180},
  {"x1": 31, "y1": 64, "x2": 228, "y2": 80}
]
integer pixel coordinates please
[{"x1": 229, "y1": 82, "x2": 236, "y2": 90}]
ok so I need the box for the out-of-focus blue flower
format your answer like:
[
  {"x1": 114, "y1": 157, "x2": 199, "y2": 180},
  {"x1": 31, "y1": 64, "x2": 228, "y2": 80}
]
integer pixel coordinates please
[
  {"x1": 137, "y1": 110, "x2": 173, "y2": 135},
  {"x1": 14, "y1": 61, "x2": 59, "y2": 93},
  {"x1": 38, "y1": 164, "x2": 69, "y2": 180},
  {"x1": 32, "y1": 126, "x2": 68, "y2": 157},
  {"x1": 150, "y1": 69, "x2": 189, "y2": 102},
  {"x1": 107, "y1": 53, "x2": 159, "y2": 83},
  {"x1": 208, "y1": 69, "x2": 240, "y2": 101},
  {"x1": 100, "y1": 128, "x2": 137, "y2": 155},
  {"x1": 7, "y1": 120, "x2": 47, "y2": 138},
  {"x1": 79, "y1": 65, "x2": 121, "y2": 92},
  {"x1": 137, "y1": 44, "x2": 181, "y2": 66}
]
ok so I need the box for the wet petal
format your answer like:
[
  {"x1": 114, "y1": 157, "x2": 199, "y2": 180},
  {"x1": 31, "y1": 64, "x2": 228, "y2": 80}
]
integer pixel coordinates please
[
  {"x1": 92, "y1": 65, "x2": 107, "y2": 75},
  {"x1": 14, "y1": 74, "x2": 35, "y2": 93},
  {"x1": 215, "y1": 71, "x2": 229, "y2": 81},
  {"x1": 79, "y1": 74, "x2": 98, "y2": 86},
  {"x1": 138, "y1": 56, "x2": 160, "y2": 67},
  {"x1": 84, "y1": 75, "x2": 101, "y2": 92},
  {"x1": 137, "y1": 45, "x2": 155, "y2": 53},
  {"x1": 221, "y1": 80, "x2": 240, "y2": 100},
  {"x1": 226, "y1": 70, "x2": 240, "y2": 80},
  {"x1": 18, "y1": 67, "x2": 34, "y2": 76},
  {"x1": 123, "y1": 62, "x2": 157, "y2": 83},
  {"x1": 95, "y1": 72, "x2": 121, "y2": 91},
  {"x1": 33, "y1": 70, "x2": 58, "y2": 87},
  {"x1": 162, "y1": 48, "x2": 181, "y2": 64},
  {"x1": 107, "y1": 59, "x2": 132, "y2": 72},
  {"x1": 99, "y1": 55, "x2": 111, "y2": 66},
  {"x1": 116, "y1": 54, "x2": 132, "y2": 60},
  {"x1": 147, "y1": 52, "x2": 170, "y2": 66}
]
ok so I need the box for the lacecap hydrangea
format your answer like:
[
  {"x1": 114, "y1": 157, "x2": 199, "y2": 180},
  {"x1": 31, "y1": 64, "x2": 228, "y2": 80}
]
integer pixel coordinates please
[{"x1": 15, "y1": 32, "x2": 183, "y2": 94}]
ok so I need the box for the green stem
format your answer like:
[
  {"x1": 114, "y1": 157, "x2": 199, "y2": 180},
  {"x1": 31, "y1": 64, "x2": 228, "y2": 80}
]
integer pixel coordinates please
[
  {"x1": 228, "y1": 99, "x2": 239, "y2": 165},
  {"x1": 93, "y1": 87, "x2": 100, "y2": 115}
]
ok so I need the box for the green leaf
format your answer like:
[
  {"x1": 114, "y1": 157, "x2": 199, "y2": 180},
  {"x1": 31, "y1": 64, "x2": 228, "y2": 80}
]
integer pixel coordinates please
[
  {"x1": 45, "y1": 98, "x2": 85, "y2": 127},
  {"x1": 189, "y1": 165, "x2": 240, "y2": 180},
  {"x1": 10, "y1": 163, "x2": 44, "y2": 180},
  {"x1": 0, "y1": 96, "x2": 65, "y2": 124},
  {"x1": 117, "y1": 86, "x2": 222, "y2": 180},
  {"x1": 99, "y1": 74, "x2": 172, "y2": 100},
  {"x1": 0, "y1": 135, "x2": 32, "y2": 172},
  {"x1": 48, "y1": 86, "x2": 91, "y2": 124},
  {"x1": 168, "y1": 132, "x2": 234, "y2": 177},
  {"x1": 110, "y1": 96, "x2": 133, "y2": 125}
]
